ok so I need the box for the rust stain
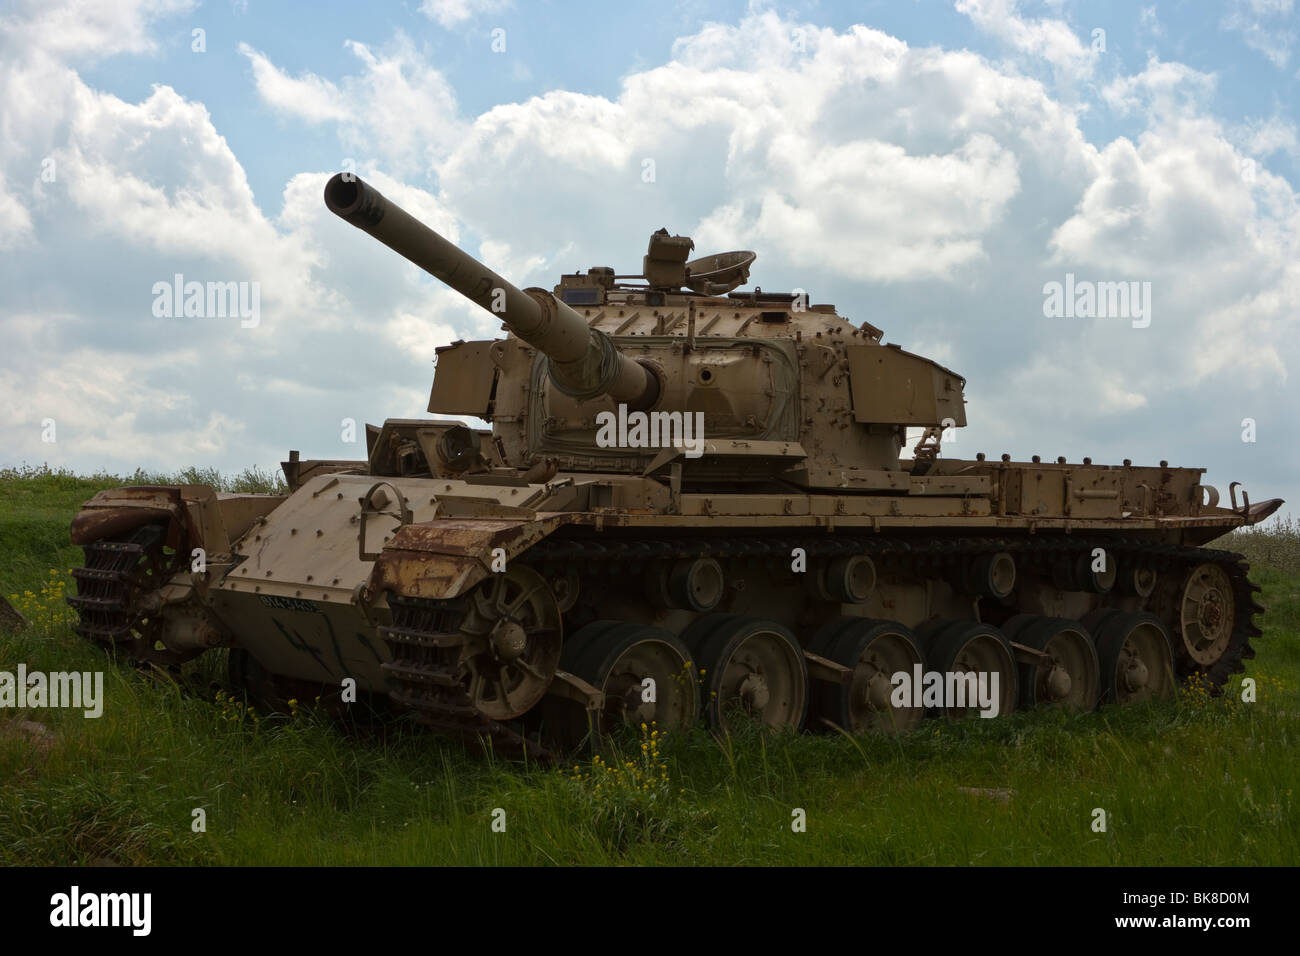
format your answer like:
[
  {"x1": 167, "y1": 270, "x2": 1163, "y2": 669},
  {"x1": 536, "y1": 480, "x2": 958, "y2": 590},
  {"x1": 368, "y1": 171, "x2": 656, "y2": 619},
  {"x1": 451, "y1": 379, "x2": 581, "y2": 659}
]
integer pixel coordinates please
[
  {"x1": 368, "y1": 551, "x2": 479, "y2": 601},
  {"x1": 70, "y1": 506, "x2": 177, "y2": 545},
  {"x1": 364, "y1": 515, "x2": 569, "y2": 600}
]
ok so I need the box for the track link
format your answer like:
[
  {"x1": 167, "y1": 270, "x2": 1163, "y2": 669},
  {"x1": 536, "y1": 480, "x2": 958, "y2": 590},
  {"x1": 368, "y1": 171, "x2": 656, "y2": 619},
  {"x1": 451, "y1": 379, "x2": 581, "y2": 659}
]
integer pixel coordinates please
[
  {"x1": 66, "y1": 525, "x2": 194, "y2": 665},
  {"x1": 68, "y1": 538, "x2": 155, "y2": 650}
]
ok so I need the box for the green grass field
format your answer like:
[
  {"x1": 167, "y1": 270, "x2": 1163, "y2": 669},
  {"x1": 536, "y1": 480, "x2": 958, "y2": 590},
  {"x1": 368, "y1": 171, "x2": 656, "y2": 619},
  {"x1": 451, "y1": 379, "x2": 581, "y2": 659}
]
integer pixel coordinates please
[{"x1": 1, "y1": 465, "x2": 1296, "y2": 865}]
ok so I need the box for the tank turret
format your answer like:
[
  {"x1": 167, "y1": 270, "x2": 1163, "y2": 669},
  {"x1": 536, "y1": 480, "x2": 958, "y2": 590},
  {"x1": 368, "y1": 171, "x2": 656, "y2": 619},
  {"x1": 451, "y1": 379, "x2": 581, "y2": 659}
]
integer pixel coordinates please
[{"x1": 325, "y1": 173, "x2": 974, "y2": 485}]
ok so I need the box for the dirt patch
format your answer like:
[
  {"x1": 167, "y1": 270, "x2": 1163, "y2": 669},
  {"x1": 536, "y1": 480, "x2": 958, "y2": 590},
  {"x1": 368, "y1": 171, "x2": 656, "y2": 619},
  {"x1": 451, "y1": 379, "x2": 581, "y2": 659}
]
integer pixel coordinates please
[
  {"x1": 957, "y1": 786, "x2": 1015, "y2": 803},
  {"x1": 0, "y1": 595, "x2": 28, "y2": 633},
  {"x1": 1, "y1": 719, "x2": 57, "y2": 757}
]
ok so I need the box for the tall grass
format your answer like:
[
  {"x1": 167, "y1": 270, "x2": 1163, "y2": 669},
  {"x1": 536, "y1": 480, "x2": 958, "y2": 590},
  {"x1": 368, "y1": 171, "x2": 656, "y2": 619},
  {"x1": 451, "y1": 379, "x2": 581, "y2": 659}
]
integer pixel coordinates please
[
  {"x1": 1221, "y1": 515, "x2": 1300, "y2": 575},
  {"x1": 0, "y1": 462, "x2": 286, "y2": 495}
]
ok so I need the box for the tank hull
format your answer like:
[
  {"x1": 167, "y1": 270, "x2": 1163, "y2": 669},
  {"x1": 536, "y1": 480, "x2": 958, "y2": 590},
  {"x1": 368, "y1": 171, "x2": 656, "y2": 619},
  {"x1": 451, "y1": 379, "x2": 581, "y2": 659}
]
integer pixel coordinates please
[{"x1": 66, "y1": 449, "x2": 1278, "y2": 756}]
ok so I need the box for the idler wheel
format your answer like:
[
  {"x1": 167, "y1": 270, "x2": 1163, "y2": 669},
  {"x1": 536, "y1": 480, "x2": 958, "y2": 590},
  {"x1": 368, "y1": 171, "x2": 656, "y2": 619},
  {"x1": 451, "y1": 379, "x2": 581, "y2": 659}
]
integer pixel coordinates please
[{"x1": 1178, "y1": 563, "x2": 1235, "y2": 667}]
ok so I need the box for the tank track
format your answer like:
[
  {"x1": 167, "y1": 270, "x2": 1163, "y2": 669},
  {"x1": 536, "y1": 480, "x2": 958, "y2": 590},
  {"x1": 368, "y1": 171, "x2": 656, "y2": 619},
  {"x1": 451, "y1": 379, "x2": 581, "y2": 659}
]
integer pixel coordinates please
[
  {"x1": 68, "y1": 538, "x2": 153, "y2": 649},
  {"x1": 67, "y1": 524, "x2": 195, "y2": 666},
  {"x1": 70, "y1": 539, "x2": 163, "y2": 654},
  {"x1": 380, "y1": 596, "x2": 558, "y2": 760},
  {"x1": 376, "y1": 532, "x2": 1264, "y2": 755}
]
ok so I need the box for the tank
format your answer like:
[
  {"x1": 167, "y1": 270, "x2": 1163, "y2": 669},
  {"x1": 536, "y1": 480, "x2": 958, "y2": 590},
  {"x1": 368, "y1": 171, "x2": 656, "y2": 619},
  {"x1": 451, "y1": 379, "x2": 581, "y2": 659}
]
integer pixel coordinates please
[{"x1": 65, "y1": 173, "x2": 1285, "y2": 757}]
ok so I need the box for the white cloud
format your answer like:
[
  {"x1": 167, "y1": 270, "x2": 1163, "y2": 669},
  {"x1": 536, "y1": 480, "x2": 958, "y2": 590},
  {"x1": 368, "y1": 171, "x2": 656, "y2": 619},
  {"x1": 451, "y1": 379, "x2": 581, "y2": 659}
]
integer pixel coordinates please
[
  {"x1": 478, "y1": 238, "x2": 561, "y2": 288},
  {"x1": 0, "y1": 0, "x2": 196, "y2": 255},
  {"x1": 0, "y1": 2, "x2": 486, "y2": 474},
  {"x1": 697, "y1": 132, "x2": 1021, "y2": 281},
  {"x1": 955, "y1": 0, "x2": 1097, "y2": 81},
  {"x1": 238, "y1": 44, "x2": 349, "y2": 124},
  {"x1": 240, "y1": 36, "x2": 464, "y2": 176},
  {"x1": 0, "y1": 324, "x2": 245, "y2": 466},
  {"x1": 1100, "y1": 56, "x2": 1216, "y2": 118},
  {"x1": 0, "y1": 0, "x2": 194, "y2": 59},
  {"x1": 1222, "y1": 0, "x2": 1297, "y2": 69},
  {"x1": 1046, "y1": 110, "x2": 1300, "y2": 388},
  {"x1": 419, "y1": 0, "x2": 511, "y2": 29},
  {"x1": 0, "y1": 174, "x2": 34, "y2": 249},
  {"x1": 1002, "y1": 350, "x2": 1151, "y2": 420},
  {"x1": 1138, "y1": 7, "x2": 1164, "y2": 39},
  {"x1": 431, "y1": 15, "x2": 1088, "y2": 284},
  {"x1": 1235, "y1": 115, "x2": 1300, "y2": 160}
]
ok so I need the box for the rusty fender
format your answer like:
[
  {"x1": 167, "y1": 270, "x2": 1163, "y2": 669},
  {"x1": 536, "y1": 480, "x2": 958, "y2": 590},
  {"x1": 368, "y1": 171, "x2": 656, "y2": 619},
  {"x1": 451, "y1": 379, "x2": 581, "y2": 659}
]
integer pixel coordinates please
[
  {"x1": 366, "y1": 514, "x2": 571, "y2": 601},
  {"x1": 69, "y1": 486, "x2": 191, "y2": 549}
]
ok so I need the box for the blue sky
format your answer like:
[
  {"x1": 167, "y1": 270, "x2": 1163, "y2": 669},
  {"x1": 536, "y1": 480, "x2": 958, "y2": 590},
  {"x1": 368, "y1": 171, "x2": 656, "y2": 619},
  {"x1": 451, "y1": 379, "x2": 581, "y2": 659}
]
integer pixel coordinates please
[{"x1": 2, "y1": 0, "x2": 1299, "y2": 516}]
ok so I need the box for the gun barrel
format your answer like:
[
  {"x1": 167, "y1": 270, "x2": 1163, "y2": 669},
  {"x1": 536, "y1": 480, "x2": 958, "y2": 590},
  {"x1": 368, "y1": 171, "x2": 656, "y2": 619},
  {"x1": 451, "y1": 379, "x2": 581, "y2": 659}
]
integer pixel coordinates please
[{"x1": 324, "y1": 173, "x2": 657, "y2": 408}]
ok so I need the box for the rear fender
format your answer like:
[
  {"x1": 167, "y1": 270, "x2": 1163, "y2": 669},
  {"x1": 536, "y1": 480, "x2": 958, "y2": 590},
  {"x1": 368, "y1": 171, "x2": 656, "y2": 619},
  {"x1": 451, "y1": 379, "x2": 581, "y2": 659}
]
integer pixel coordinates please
[
  {"x1": 70, "y1": 486, "x2": 190, "y2": 549},
  {"x1": 70, "y1": 484, "x2": 283, "y2": 559}
]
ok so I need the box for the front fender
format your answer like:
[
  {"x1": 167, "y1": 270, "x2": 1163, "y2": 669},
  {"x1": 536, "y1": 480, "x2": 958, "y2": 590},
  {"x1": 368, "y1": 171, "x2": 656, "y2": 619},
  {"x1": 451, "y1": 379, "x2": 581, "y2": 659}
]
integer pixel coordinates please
[{"x1": 366, "y1": 514, "x2": 571, "y2": 601}]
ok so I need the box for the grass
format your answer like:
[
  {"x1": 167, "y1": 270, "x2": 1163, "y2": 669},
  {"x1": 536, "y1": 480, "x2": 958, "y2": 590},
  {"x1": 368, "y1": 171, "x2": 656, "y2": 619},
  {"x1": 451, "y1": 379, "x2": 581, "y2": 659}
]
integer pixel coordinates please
[
  {"x1": 1222, "y1": 514, "x2": 1300, "y2": 576},
  {"x1": 0, "y1": 467, "x2": 1297, "y2": 865}
]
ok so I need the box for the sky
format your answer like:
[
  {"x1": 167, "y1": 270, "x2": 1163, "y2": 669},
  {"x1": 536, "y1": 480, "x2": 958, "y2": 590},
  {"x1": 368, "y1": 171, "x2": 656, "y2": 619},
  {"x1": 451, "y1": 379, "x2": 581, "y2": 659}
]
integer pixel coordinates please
[{"x1": 1, "y1": 0, "x2": 1298, "y2": 517}]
